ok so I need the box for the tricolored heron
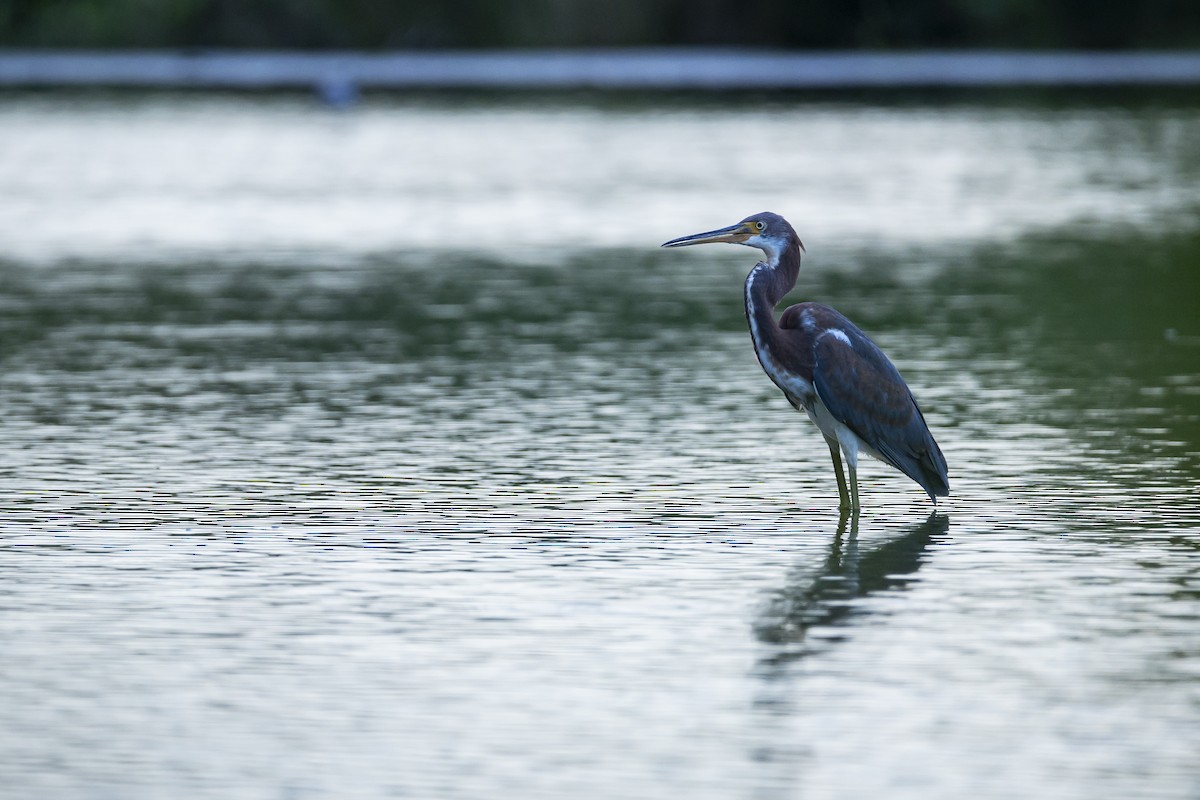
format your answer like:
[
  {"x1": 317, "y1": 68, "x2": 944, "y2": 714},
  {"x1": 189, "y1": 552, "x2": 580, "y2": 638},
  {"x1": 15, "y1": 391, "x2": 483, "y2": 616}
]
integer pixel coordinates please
[{"x1": 662, "y1": 212, "x2": 948, "y2": 509}]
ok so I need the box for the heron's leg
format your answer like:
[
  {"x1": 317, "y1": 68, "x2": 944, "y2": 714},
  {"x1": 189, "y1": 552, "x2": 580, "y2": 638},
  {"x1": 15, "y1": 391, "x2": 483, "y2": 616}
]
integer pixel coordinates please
[
  {"x1": 836, "y1": 434, "x2": 862, "y2": 510},
  {"x1": 824, "y1": 436, "x2": 851, "y2": 510},
  {"x1": 848, "y1": 462, "x2": 860, "y2": 510}
]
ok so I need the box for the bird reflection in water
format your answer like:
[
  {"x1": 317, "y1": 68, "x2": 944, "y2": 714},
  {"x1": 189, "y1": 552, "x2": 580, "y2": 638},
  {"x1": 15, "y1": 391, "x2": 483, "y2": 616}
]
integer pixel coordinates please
[{"x1": 754, "y1": 511, "x2": 950, "y2": 666}]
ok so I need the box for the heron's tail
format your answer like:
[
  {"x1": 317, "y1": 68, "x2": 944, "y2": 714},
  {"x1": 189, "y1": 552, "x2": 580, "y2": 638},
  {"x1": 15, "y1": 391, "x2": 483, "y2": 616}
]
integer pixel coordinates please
[{"x1": 914, "y1": 442, "x2": 949, "y2": 503}]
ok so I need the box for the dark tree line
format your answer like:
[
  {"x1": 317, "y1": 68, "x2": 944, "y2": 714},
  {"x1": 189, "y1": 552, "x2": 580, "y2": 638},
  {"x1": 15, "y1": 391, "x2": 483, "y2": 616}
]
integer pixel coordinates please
[{"x1": 2, "y1": 0, "x2": 1198, "y2": 49}]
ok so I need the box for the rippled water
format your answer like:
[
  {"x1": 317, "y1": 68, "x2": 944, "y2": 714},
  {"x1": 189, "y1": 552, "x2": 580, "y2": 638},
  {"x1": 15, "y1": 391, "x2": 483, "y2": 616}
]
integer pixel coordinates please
[{"x1": 0, "y1": 93, "x2": 1198, "y2": 799}]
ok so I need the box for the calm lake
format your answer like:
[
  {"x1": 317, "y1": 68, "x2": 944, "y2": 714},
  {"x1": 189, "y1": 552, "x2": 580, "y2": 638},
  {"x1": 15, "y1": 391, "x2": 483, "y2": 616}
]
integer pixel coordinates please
[{"x1": 0, "y1": 92, "x2": 1197, "y2": 799}]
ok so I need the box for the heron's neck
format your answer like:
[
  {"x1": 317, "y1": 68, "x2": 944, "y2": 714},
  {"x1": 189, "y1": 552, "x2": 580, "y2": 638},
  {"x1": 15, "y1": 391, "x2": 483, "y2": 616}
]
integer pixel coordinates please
[{"x1": 743, "y1": 246, "x2": 802, "y2": 327}]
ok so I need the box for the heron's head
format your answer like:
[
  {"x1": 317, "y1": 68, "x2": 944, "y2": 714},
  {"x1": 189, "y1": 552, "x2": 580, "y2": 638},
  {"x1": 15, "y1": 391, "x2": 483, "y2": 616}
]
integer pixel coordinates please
[{"x1": 661, "y1": 212, "x2": 803, "y2": 263}]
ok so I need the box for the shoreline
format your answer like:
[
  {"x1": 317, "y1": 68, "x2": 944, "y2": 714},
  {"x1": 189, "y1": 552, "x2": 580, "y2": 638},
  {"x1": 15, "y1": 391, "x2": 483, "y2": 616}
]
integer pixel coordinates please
[{"x1": 2, "y1": 49, "x2": 1200, "y2": 91}]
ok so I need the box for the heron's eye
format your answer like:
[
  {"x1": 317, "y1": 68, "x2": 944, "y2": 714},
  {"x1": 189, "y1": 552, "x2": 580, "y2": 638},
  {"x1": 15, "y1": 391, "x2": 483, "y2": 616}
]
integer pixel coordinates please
[{"x1": 754, "y1": 221, "x2": 765, "y2": 231}]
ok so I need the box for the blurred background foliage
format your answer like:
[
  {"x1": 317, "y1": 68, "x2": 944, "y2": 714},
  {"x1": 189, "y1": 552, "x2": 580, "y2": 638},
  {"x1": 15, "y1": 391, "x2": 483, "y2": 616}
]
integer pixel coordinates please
[{"x1": 2, "y1": 0, "x2": 1199, "y2": 50}]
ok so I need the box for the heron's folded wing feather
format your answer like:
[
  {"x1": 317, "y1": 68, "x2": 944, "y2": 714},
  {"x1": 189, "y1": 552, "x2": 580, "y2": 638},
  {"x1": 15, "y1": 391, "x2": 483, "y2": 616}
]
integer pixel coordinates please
[{"x1": 811, "y1": 329, "x2": 947, "y2": 495}]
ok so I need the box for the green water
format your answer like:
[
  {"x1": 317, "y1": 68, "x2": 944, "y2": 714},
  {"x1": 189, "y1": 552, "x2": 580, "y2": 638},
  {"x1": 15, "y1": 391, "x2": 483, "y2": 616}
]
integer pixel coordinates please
[{"x1": 0, "y1": 94, "x2": 1197, "y2": 799}]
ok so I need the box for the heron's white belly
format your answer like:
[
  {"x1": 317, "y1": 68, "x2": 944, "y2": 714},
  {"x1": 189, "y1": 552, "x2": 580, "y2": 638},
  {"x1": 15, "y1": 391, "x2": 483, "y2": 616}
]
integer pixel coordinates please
[{"x1": 803, "y1": 392, "x2": 887, "y2": 468}]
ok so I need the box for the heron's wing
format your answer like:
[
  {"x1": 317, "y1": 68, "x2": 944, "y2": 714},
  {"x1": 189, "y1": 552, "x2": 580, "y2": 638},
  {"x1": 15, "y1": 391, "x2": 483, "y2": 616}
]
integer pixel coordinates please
[{"x1": 809, "y1": 321, "x2": 949, "y2": 498}]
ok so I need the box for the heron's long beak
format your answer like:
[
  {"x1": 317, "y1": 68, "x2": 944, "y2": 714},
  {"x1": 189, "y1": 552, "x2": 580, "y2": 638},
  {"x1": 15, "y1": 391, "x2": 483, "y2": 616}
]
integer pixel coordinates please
[{"x1": 661, "y1": 222, "x2": 751, "y2": 248}]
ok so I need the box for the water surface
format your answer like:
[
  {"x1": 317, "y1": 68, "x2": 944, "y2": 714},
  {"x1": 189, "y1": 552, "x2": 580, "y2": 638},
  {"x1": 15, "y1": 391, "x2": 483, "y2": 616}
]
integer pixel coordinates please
[{"x1": 0, "y1": 93, "x2": 1197, "y2": 799}]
